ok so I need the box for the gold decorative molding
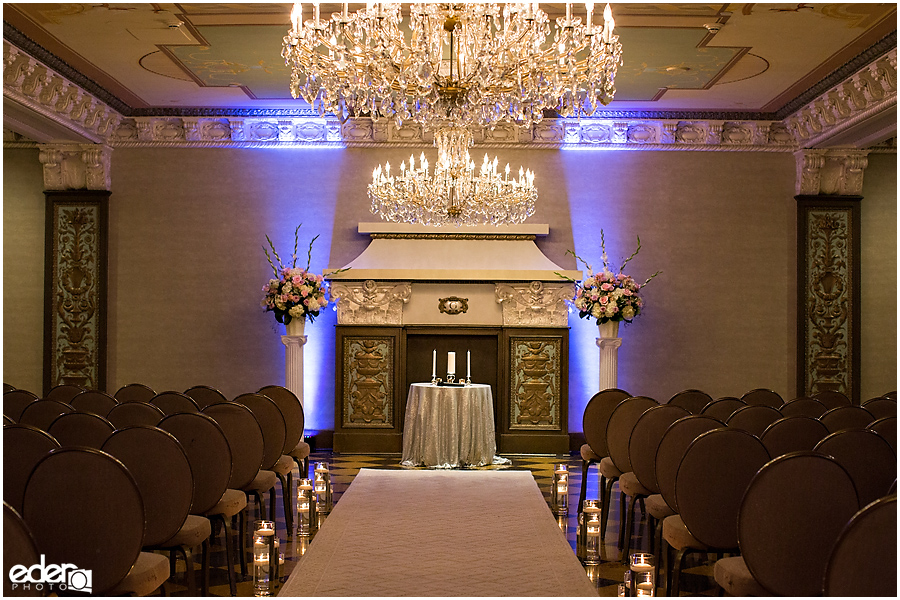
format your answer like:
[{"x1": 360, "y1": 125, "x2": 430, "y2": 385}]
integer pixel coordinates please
[
  {"x1": 45, "y1": 191, "x2": 108, "y2": 393},
  {"x1": 38, "y1": 143, "x2": 112, "y2": 191},
  {"x1": 797, "y1": 197, "x2": 860, "y2": 400},
  {"x1": 510, "y1": 338, "x2": 561, "y2": 430},
  {"x1": 330, "y1": 280, "x2": 411, "y2": 325},
  {"x1": 342, "y1": 337, "x2": 393, "y2": 428},
  {"x1": 795, "y1": 148, "x2": 870, "y2": 196},
  {"x1": 437, "y1": 296, "x2": 468, "y2": 315},
  {"x1": 495, "y1": 281, "x2": 573, "y2": 327},
  {"x1": 369, "y1": 233, "x2": 537, "y2": 241}
]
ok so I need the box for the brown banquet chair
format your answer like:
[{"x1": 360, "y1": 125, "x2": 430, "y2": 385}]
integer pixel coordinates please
[
  {"x1": 725, "y1": 404, "x2": 782, "y2": 437},
  {"x1": 820, "y1": 405, "x2": 875, "y2": 433},
  {"x1": 44, "y1": 384, "x2": 85, "y2": 403},
  {"x1": 779, "y1": 396, "x2": 827, "y2": 419},
  {"x1": 740, "y1": 388, "x2": 784, "y2": 408},
  {"x1": 258, "y1": 384, "x2": 312, "y2": 478},
  {"x1": 4, "y1": 502, "x2": 41, "y2": 597},
  {"x1": 69, "y1": 389, "x2": 118, "y2": 416},
  {"x1": 869, "y1": 416, "x2": 897, "y2": 452},
  {"x1": 18, "y1": 399, "x2": 74, "y2": 432},
  {"x1": 47, "y1": 411, "x2": 115, "y2": 448},
  {"x1": 106, "y1": 400, "x2": 166, "y2": 428},
  {"x1": 3, "y1": 424, "x2": 60, "y2": 513},
  {"x1": 666, "y1": 389, "x2": 712, "y2": 415},
  {"x1": 150, "y1": 391, "x2": 201, "y2": 416},
  {"x1": 759, "y1": 415, "x2": 830, "y2": 458},
  {"x1": 862, "y1": 396, "x2": 898, "y2": 420},
  {"x1": 114, "y1": 383, "x2": 156, "y2": 403},
  {"x1": 576, "y1": 388, "x2": 631, "y2": 513},
  {"x1": 3, "y1": 389, "x2": 38, "y2": 422},
  {"x1": 813, "y1": 389, "x2": 852, "y2": 410},
  {"x1": 185, "y1": 384, "x2": 228, "y2": 409},
  {"x1": 815, "y1": 428, "x2": 896, "y2": 507},
  {"x1": 22, "y1": 448, "x2": 169, "y2": 595},
  {"x1": 699, "y1": 397, "x2": 746, "y2": 421}
]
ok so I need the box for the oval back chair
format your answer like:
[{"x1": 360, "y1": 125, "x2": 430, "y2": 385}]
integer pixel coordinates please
[
  {"x1": 862, "y1": 396, "x2": 897, "y2": 420},
  {"x1": 820, "y1": 405, "x2": 875, "y2": 433},
  {"x1": 4, "y1": 502, "x2": 41, "y2": 597},
  {"x1": 114, "y1": 383, "x2": 156, "y2": 403},
  {"x1": 47, "y1": 411, "x2": 116, "y2": 448},
  {"x1": 655, "y1": 415, "x2": 724, "y2": 513},
  {"x1": 759, "y1": 416, "x2": 830, "y2": 458},
  {"x1": 576, "y1": 388, "x2": 630, "y2": 512},
  {"x1": 666, "y1": 389, "x2": 713, "y2": 415},
  {"x1": 22, "y1": 448, "x2": 149, "y2": 595},
  {"x1": 700, "y1": 397, "x2": 746, "y2": 421},
  {"x1": 44, "y1": 384, "x2": 84, "y2": 403},
  {"x1": 824, "y1": 494, "x2": 897, "y2": 597},
  {"x1": 107, "y1": 401, "x2": 166, "y2": 428},
  {"x1": 629, "y1": 404, "x2": 691, "y2": 494},
  {"x1": 725, "y1": 405, "x2": 782, "y2": 437},
  {"x1": 740, "y1": 388, "x2": 783, "y2": 408},
  {"x1": 69, "y1": 390, "x2": 118, "y2": 416},
  {"x1": 869, "y1": 416, "x2": 897, "y2": 453},
  {"x1": 184, "y1": 385, "x2": 228, "y2": 409},
  {"x1": 815, "y1": 428, "x2": 896, "y2": 507},
  {"x1": 3, "y1": 424, "x2": 60, "y2": 513},
  {"x1": 735, "y1": 452, "x2": 859, "y2": 596},
  {"x1": 202, "y1": 402, "x2": 265, "y2": 490},
  {"x1": 779, "y1": 397, "x2": 827, "y2": 418},
  {"x1": 813, "y1": 389, "x2": 852, "y2": 410},
  {"x1": 150, "y1": 391, "x2": 201, "y2": 416},
  {"x1": 18, "y1": 399, "x2": 74, "y2": 432},
  {"x1": 3, "y1": 389, "x2": 38, "y2": 422}
]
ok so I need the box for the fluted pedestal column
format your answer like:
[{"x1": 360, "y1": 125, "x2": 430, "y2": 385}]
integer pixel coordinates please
[
  {"x1": 596, "y1": 337, "x2": 623, "y2": 391},
  {"x1": 281, "y1": 334, "x2": 308, "y2": 408}
]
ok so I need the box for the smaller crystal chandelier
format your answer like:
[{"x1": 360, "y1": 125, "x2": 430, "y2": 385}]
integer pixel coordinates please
[{"x1": 368, "y1": 126, "x2": 536, "y2": 226}]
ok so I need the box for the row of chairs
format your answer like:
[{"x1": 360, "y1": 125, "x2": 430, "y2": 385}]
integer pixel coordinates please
[
  {"x1": 578, "y1": 387, "x2": 896, "y2": 596},
  {"x1": 4, "y1": 383, "x2": 310, "y2": 597}
]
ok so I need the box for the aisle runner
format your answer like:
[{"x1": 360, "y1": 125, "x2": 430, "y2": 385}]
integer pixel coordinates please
[{"x1": 279, "y1": 469, "x2": 597, "y2": 597}]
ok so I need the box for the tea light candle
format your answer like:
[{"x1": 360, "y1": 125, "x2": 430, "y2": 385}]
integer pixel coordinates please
[{"x1": 630, "y1": 553, "x2": 654, "y2": 572}]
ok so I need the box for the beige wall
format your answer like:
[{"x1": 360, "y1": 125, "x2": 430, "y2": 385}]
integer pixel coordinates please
[
  {"x1": 3, "y1": 148, "x2": 45, "y2": 394},
  {"x1": 860, "y1": 153, "x2": 898, "y2": 399},
  {"x1": 3, "y1": 145, "x2": 895, "y2": 430}
]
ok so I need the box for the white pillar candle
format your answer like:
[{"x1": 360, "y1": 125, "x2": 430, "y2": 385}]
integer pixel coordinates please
[
  {"x1": 447, "y1": 351, "x2": 456, "y2": 375},
  {"x1": 432, "y1": 350, "x2": 436, "y2": 378},
  {"x1": 467, "y1": 350, "x2": 471, "y2": 379}
]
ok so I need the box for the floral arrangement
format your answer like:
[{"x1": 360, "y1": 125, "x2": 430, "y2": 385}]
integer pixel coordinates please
[
  {"x1": 261, "y1": 224, "x2": 335, "y2": 325},
  {"x1": 558, "y1": 230, "x2": 660, "y2": 324}
]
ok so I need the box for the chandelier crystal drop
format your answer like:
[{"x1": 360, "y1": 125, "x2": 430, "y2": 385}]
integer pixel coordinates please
[
  {"x1": 282, "y1": 2, "x2": 623, "y2": 130},
  {"x1": 368, "y1": 126, "x2": 536, "y2": 226}
]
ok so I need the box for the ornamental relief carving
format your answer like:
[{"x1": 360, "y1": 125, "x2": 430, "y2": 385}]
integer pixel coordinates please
[
  {"x1": 804, "y1": 210, "x2": 852, "y2": 397},
  {"x1": 495, "y1": 281, "x2": 573, "y2": 327},
  {"x1": 51, "y1": 206, "x2": 100, "y2": 388},
  {"x1": 331, "y1": 280, "x2": 411, "y2": 325},
  {"x1": 510, "y1": 338, "x2": 561, "y2": 430},
  {"x1": 343, "y1": 338, "x2": 393, "y2": 428}
]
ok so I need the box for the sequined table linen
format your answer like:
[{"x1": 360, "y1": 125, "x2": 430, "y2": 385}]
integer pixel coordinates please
[{"x1": 401, "y1": 383, "x2": 501, "y2": 468}]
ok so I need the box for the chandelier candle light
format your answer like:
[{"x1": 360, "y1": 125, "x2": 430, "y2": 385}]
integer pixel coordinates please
[
  {"x1": 368, "y1": 126, "x2": 536, "y2": 226},
  {"x1": 283, "y1": 3, "x2": 623, "y2": 129}
]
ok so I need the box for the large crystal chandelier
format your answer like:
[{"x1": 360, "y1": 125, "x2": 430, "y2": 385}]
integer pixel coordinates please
[
  {"x1": 368, "y1": 126, "x2": 536, "y2": 226},
  {"x1": 282, "y1": 2, "x2": 622, "y2": 130}
]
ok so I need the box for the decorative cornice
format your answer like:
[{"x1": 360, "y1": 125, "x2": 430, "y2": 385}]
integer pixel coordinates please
[
  {"x1": 38, "y1": 143, "x2": 113, "y2": 191},
  {"x1": 369, "y1": 233, "x2": 537, "y2": 241},
  {"x1": 794, "y1": 149, "x2": 870, "y2": 196},
  {"x1": 785, "y1": 47, "x2": 896, "y2": 149},
  {"x1": 776, "y1": 31, "x2": 897, "y2": 120},
  {"x1": 3, "y1": 22, "x2": 130, "y2": 115},
  {"x1": 3, "y1": 40, "x2": 123, "y2": 144}
]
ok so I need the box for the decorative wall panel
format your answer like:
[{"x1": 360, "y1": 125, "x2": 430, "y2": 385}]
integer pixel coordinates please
[
  {"x1": 342, "y1": 336, "x2": 394, "y2": 428},
  {"x1": 44, "y1": 191, "x2": 108, "y2": 393},
  {"x1": 509, "y1": 337, "x2": 562, "y2": 430},
  {"x1": 797, "y1": 196, "x2": 861, "y2": 401}
]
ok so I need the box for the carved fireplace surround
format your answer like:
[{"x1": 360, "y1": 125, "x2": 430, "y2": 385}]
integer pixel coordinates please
[{"x1": 326, "y1": 223, "x2": 580, "y2": 454}]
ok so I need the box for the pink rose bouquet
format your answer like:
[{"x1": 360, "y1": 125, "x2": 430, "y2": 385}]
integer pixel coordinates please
[
  {"x1": 558, "y1": 230, "x2": 660, "y2": 324},
  {"x1": 261, "y1": 224, "x2": 333, "y2": 325}
]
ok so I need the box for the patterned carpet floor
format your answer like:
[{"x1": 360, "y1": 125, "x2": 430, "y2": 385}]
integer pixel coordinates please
[{"x1": 157, "y1": 451, "x2": 719, "y2": 596}]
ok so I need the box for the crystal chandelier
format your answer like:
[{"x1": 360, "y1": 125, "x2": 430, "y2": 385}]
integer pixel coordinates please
[
  {"x1": 282, "y1": 2, "x2": 622, "y2": 130},
  {"x1": 368, "y1": 126, "x2": 536, "y2": 226}
]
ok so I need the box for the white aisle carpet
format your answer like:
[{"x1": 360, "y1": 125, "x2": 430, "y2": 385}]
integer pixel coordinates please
[{"x1": 279, "y1": 468, "x2": 598, "y2": 597}]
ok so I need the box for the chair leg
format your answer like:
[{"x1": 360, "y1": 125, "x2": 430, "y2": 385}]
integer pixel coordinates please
[
  {"x1": 653, "y1": 520, "x2": 665, "y2": 596},
  {"x1": 600, "y1": 477, "x2": 615, "y2": 541},
  {"x1": 201, "y1": 538, "x2": 210, "y2": 597},
  {"x1": 578, "y1": 459, "x2": 591, "y2": 514},
  {"x1": 269, "y1": 487, "x2": 276, "y2": 527},
  {"x1": 671, "y1": 546, "x2": 692, "y2": 597},
  {"x1": 277, "y1": 471, "x2": 293, "y2": 530},
  {"x1": 621, "y1": 493, "x2": 638, "y2": 562},
  {"x1": 179, "y1": 545, "x2": 197, "y2": 597},
  {"x1": 617, "y1": 491, "x2": 627, "y2": 550},
  {"x1": 214, "y1": 514, "x2": 237, "y2": 596},
  {"x1": 238, "y1": 508, "x2": 247, "y2": 579}
]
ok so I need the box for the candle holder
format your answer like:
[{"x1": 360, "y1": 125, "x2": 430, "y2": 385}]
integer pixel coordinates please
[
  {"x1": 252, "y1": 520, "x2": 277, "y2": 597},
  {"x1": 297, "y1": 478, "x2": 318, "y2": 537},
  {"x1": 551, "y1": 463, "x2": 569, "y2": 515},
  {"x1": 578, "y1": 500, "x2": 600, "y2": 561},
  {"x1": 584, "y1": 510, "x2": 601, "y2": 565},
  {"x1": 446, "y1": 373, "x2": 456, "y2": 384},
  {"x1": 314, "y1": 462, "x2": 333, "y2": 514},
  {"x1": 431, "y1": 376, "x2": 440, "y2": 385},
  {"x1": 464, "y1": 376, "x2": 471, "y2": 386},
  {"x1": 629, "y1": 552, "x2": 655, "y2": 596}
]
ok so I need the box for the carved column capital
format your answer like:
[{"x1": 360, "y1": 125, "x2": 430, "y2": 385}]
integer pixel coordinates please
[
  {"x1": 330, "y1": 280, "x2": 411, "y2": 325},
  {"x1": 794, "y1": 148, "x2": 870, "y2": 196},
  {"x1": 495, "y1": 281, "x2": 574, "y2": 327},
  {"x1": 38, "y1": 143, "x2": 112, "y2": 191}
]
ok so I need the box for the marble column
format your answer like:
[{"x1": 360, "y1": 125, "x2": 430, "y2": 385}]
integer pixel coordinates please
[
  {"x1": 596, "y1": 336, "x2": 623, "y2": 391},
  {"x1": 281, "y1": 334, "x2": 308, "y2": 408}
]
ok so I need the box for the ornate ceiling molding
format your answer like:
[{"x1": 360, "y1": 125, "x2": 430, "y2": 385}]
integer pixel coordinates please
[
  {"x1": 3, "y1": 40, "x2": 123, "y2": 144},
  {"x1": 38, "y1": 144, "x2": 113, "y2": 191},
  {"x1": 784, "y1": 48, "x2": 896, "y2": 150},
  {"x1": 2, "y1": 32, "x2": 894, "y2": 153},
  {"x1": 795, "y1": 149, "x2": 870, "y2": 196}
]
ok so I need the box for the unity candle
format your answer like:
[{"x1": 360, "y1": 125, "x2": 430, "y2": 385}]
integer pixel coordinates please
[{"x1": 447, "y1": 351, "x2": 456, "y2": 375}]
